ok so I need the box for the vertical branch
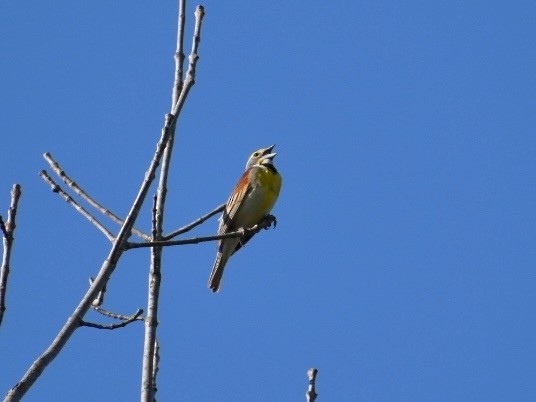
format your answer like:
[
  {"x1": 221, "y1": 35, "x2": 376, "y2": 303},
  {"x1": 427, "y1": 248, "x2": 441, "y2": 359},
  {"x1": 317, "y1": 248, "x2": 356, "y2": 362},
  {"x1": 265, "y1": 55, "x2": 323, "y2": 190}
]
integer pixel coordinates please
[
  {"x1": 174, "y1": 5, "x2": 204, "y2": 114},
  {"x1": 152, "y1": 338, "x2": 160, "y2": 401},
  {"x1": 306, "y1": 368, "x2": 318, "y2": 402},
  {"x1": 141, "y1": 3, "x2": 205, "y2": 401},
  {"x1": 141, "y1": 192, "x2": 164, "y2": 401},
  {"x1": 172, "y1": 0, "x2": 186, "y2": 108},
  {"x1": 0, "y1": 184, "x2": 22, "y2": 328}
]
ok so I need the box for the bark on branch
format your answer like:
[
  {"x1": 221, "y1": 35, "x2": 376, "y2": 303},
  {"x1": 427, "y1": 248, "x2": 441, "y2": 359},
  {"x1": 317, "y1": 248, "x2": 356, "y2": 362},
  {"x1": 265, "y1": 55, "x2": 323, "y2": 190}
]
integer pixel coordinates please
[
  {"x1": 0, "y1": 184, "x2": 21, "y2": 328},
  {"x1": 306, "y1": 368, "x2": 318, "y2": 402}
]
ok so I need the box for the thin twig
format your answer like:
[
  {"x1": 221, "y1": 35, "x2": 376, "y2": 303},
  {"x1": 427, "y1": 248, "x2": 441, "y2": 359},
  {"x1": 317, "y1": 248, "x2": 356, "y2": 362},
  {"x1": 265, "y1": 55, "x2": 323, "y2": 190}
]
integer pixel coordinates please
[
  {"x1": 172, "y1": 0, "x2": 186, "y2": 108},
  {"x1": 39, "y1": 170, "x2": 115, "y2": 242},
  {"x1": 162, "y1": 203, "x2": 225, "y2": 240},
  {"x1": 128, "y1": 215, "x2": 276, "y2": 250},
  {"x1": 92, "y1": 305, "x2": 144, "y2": 321},
  {"x1": 151, "y1": 194, "x2": 158, "y2": 239},
  {"x1": 43, "y1": 152, "x2": 151, "y2": 242},
  {"x1": 0, "y1": 184, "x2": 21, "y2": 328},
  {"x1": 80, "y1": 308, "x2": 143, "y2": 330},
  {"x1": 173, "y1": 5, "x2": 205, "y2": 118},
  {"x1": 306, "y1": 368, "x2": 318, "y2": 402}
]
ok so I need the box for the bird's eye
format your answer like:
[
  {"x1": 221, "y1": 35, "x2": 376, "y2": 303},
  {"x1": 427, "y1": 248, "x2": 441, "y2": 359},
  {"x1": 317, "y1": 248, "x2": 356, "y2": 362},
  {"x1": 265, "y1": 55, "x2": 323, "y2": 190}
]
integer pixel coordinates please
[{"x1": 253, "y1": 152, "x2": 260, "y2": 157}]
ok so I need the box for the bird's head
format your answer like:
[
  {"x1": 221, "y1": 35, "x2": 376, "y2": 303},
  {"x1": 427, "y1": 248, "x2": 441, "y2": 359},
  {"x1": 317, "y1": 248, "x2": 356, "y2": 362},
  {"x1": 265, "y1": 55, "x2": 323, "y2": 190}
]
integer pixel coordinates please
[{"x1": 245, "y1": 145, "x2": 276, "y2": 169}]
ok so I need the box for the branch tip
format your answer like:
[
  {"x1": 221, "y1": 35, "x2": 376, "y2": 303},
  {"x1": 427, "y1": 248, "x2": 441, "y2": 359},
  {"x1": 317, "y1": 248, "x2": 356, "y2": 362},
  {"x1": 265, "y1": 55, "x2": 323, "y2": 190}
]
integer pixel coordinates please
[{"x1": 306, "y1": 368, "x2": 318, "y2": 402}]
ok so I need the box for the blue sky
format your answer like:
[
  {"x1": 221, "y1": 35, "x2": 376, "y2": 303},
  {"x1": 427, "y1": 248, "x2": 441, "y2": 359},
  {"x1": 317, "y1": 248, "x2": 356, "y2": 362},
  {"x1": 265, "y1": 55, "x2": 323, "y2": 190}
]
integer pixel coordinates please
[{"x1": 1, "y1": 1, "x2": 535, "y2": 400}]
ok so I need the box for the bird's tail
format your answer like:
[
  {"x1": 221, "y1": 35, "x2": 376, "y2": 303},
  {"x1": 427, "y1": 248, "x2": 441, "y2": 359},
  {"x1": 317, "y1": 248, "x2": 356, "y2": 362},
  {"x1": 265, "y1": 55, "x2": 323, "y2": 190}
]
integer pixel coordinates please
[{"x1": 208, "y1": 251, "x2": 231, "y2": 292}]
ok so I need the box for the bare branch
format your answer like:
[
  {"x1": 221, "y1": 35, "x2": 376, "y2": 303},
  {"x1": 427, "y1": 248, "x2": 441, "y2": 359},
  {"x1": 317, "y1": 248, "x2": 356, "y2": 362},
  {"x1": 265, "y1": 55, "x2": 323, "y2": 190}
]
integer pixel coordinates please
[
  {"x1": 0, "y1": 184, "x2": 22, "y2": 328},
  {"x1": 306, "y1": 368, "x2": 318, "y2": 402},
  {"x1": 172, "y1": 5, "x2": 205, "y2": 118},
  {"x1": 43, "y1": 152, "x2": 151, "y2": 242},
  {"x1": 152, "y1": 338, "x2": 160, "y2": 402},
  {"x1": 92, "y1": 305, "x2": 144, "y2": 321},
  {"x1": 151, "y1": 194, "x2": 158, "y2": 239},
  {"x1": 128, "y1": 214, "x2": 276, "y2": 250},
  {"x1": 39, "y1": 169, "x2": 115, "y2": 242},
  {"x1": 81, "y1": 309, "x2": 144, "y2": 330},
  {"x1": 142, "y1": 192, "x2": 163, "y2": 401},
  {"x1": 162, "y1": 203, "x2": 225, "y2": 240},
  {"x1": 0, "y1": 217, "x2": 8, "y2": 239},
  {"x1": 172, "y1": 0, "x2": 186, "y2": 108}
]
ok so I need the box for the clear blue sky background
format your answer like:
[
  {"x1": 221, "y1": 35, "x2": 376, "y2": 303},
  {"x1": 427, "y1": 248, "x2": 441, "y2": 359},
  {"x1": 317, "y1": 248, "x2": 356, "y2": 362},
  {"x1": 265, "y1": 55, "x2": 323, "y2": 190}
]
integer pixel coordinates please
[{"x1": 1, "y1": 1, "x2": 535, "y2": 401}]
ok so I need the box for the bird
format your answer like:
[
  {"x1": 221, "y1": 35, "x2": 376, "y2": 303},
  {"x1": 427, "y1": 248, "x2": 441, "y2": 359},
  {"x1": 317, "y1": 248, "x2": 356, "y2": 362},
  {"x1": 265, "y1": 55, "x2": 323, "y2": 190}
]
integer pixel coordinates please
[{"x1": 208, "y1": 145, "x2": 282, "y2": 292}]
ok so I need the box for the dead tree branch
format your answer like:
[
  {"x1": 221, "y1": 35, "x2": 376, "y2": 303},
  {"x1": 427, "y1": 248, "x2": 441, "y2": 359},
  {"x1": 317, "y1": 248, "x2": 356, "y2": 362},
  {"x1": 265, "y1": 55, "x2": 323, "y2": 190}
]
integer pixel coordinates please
[
  {"x1": 162, "y1": 203, "x2": 225, "y2": 240},
  {"x1": 92, "y1": 305, "x2": 144, "y2": 322},
  {"x1": 172, "y1": 0, "x2": 186, "y2": 108},
  {"x1": 80, "y1": 309, "x2": 143, "y2": 330},
  {"x1": 0, "y1": 184, "x2": 21, "y2": 328},
  {"x1": 306, "y1": 368, "x2": 318, "y2": 402},
  {"x1": 152, "y1": 339, "x2": 160, "y2": 400},
  {"x1": 127, "y1": 214, "x2": 277, "y2": 250}
]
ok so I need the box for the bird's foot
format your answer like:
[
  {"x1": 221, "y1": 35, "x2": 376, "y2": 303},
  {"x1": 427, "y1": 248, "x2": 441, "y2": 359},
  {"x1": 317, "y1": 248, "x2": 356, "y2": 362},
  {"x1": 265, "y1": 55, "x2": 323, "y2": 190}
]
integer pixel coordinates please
[{"x1": 262, "y1": 214, "x2": 277, "y2": 230}]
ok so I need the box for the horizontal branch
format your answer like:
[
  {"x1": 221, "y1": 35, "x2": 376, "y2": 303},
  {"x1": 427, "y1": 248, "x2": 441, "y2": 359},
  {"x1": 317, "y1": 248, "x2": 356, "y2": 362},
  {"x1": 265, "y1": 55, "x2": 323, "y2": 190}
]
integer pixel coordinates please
[
  {"x1": 127, "y1": 215, "x2": 276, "y2": 250},
  {"x1": 92, "y1": 306, "x2": 143, "y2": 321},
  {"x1": 162, "y1": 203, "x2": 225, "y2": 240},
  {"x1": 92, "y1": 305, "x2": 144, "y2": 321},
  {"x1": 81, "y1": 308, "x2": 144, "y2": 330}
]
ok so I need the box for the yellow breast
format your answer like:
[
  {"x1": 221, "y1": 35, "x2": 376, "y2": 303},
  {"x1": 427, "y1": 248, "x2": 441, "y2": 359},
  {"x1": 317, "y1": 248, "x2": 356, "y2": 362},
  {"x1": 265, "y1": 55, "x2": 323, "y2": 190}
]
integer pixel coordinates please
[
  {"x1": 253, "y1": 165, "x2": 282, "y2": 208},
  {"x1": 235, "y1": 166, "x2": 282, "y2": 228}
]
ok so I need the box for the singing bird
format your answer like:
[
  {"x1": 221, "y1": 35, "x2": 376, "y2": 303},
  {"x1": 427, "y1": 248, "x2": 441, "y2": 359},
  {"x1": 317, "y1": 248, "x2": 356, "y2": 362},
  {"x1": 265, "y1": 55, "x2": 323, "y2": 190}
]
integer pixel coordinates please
[{"x1": 208, "y1": 145, "x2": 282, "y2": 292}]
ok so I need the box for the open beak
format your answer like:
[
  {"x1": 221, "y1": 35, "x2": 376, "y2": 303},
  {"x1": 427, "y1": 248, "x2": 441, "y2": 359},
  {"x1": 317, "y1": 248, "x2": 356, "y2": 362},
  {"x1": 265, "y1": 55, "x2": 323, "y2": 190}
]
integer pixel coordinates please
[
  {"x1": 262, "y1": 144, "x2": 276, "y2": 155},
  {"x1": 263, "y1": 152, "x2": 277, "y2": 161}
]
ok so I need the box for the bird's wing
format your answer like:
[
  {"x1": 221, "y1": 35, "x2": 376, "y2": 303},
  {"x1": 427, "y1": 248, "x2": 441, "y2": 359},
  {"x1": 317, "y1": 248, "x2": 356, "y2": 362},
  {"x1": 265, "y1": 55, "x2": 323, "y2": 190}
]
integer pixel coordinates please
[{"x1": 218, "y1": 168, "x2": 253, "y2": 235}]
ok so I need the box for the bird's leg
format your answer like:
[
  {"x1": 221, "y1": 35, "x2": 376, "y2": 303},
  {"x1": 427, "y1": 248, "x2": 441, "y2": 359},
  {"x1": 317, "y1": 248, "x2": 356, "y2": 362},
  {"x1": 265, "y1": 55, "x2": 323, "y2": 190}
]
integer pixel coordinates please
[{"x1": 237, "y1": 227, "x2": 247, "y2": 245}]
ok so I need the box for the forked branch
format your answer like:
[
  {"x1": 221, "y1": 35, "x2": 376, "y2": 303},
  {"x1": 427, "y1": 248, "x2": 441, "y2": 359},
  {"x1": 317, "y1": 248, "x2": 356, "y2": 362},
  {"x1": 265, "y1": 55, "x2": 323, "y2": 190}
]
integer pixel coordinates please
[{"x1": 162, "y1": 203, "x2": 225, "y2": 240}]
